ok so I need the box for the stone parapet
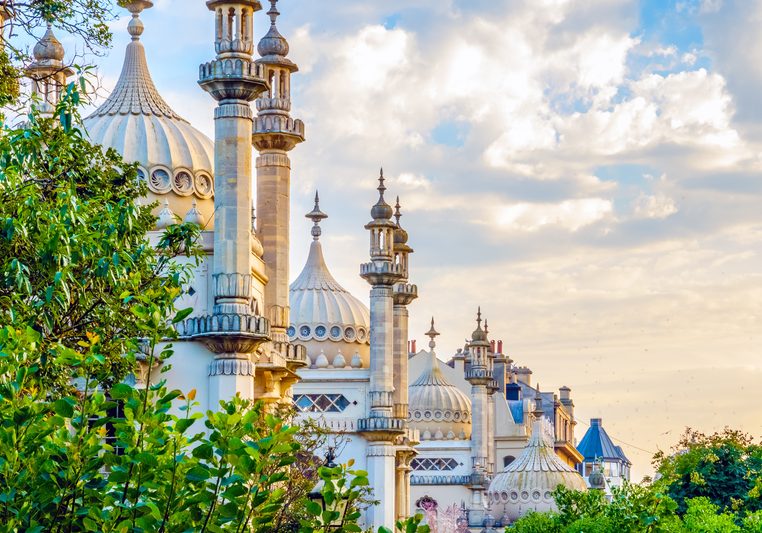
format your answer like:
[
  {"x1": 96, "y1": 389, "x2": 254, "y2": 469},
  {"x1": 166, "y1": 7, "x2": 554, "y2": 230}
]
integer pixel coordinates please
[
  {"x1": 271, "y1": 340, "x2": 308, "y2": 369},
  {"x1": 252, "y1": 115, "x2": 305, "y2": 151},
  {"x1": 177, "y1": 313, "x2": 270, "y2": 354},
  {"x1": 358, "y1": 416, "x2": 407, "y2": 435},
  {"x1": 465, "y1": 367, "x2": 498, "y2": 387},
  {"x1": 198, "y1": 58, "x2": 268, "y2": 102},
  {"x1": 256, "y1": 96, "x2": 291, "y2": 113}
]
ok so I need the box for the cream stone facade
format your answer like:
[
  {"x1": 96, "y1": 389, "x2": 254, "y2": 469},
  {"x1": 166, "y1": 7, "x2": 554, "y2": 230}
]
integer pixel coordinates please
[{"x1": 30, "y1": 1, "x2": 611, "y2": 529}]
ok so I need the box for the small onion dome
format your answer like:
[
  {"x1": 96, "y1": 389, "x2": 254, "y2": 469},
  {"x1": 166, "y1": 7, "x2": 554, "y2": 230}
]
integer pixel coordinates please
[
  {"x1": 156, "y1": 200, "x2": 176, "y2": 229},
  {"x1": 370, "y1": 170, "x2": 394, "y2": 221},
  {"x1": 350, "y1": 351, "x2": 363, "y2": 368},
  {"x1": 470, "y1": 307, "x2": 489, "y2": 345},
  {"x1": 408, "y1": 349, "x2": 471, "y2": 439},
  {"x1": 314, "y1": 350, "x2": 329, "y2": 369},
  {"x1": 333, "y1": 349, "x2": 347, "y2": 369},
  {"x1": 33, "y1": 24, "x2": 65, "y2": 62},
  {"x1": 257, "y1": 1, "x2": 289, "y2": 58},
  {"x1": 184, "y1": 200, "x2": 205, "y2": 226},
  {"x1": 393, "y1": 196, "x2": 413, "y2": 249},
  {"x1": 487, "y1": 417, "x2": 588, "y2": 522}
]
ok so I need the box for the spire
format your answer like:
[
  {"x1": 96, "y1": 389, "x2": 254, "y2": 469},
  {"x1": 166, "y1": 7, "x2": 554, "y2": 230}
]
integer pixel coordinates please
[
  {"x1": 305, "y1": 190, "x2": 328, "y2": 241},
  {"x1": 533, "y1": 385, "x2": 544, "y2": 419},
  {"x1": 426, "y1": 317, "x2": 439, "y2": 351},
  {"x1": 268, "y1": 0, "x2": 279, "y2": 25},
  {"x1": 471, "y1": 307, "x2": 488, "y2": 343},
  {"x1": 394, "y1": 196, "x2": 402, "y2": 225},
  {"x1": 86, "y1": 0, "x2": 184, "y2": 121}
]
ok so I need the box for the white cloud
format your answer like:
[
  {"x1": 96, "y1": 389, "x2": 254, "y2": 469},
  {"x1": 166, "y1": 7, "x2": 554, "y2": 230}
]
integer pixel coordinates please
[
  {"x1": 634, "y1": 194, "x2": 679, "y2": 219},
  {"x1": 496, "y1": 198, "x2": 613, "y2": 232}
]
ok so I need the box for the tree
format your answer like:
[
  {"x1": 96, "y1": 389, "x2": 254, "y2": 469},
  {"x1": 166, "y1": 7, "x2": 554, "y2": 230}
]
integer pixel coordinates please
[{"x1": 653, "y1": 428, "x2": 762, "y2": 518}]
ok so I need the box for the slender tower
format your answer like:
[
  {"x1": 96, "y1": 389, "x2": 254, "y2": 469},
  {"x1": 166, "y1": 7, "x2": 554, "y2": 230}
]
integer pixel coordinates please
[
  {"x1": 359, "y1": 171, "x2": 405, "y2": 529},
  {"x1": 465, "y1": 308, "x2": 497, "y2": 525},
  {"x1": 253, "y1": 0, "x2": 305, "y2": 368},
  {"x1": 190, "y1": 0, "x2": 271, "y2": 402},
  {"x1": 27, "y1": 23, "x2": 73, "y2": 117},
  {"x1": 391, "y1": 198, "x2": 418, "y2": 520}
]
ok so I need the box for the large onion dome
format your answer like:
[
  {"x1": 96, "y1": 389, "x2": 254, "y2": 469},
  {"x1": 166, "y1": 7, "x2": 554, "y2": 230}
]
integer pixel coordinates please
[
  {"x1": 83, "y1": 1, "x2": 215, "y2": 227},
  {"x1": 408, "y1": 320, "x2": 471, "y2": 440},
  {"x1": 488, "y1": 414, "x2": 587, "y2": 522},
  {"x1": 289, "y1": 193, "x2": 370, "y2": 369}
]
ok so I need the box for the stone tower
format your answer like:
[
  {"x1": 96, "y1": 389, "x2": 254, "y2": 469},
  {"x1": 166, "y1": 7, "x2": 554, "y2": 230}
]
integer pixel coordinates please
[
  {"x1": 465, "y1": 308, "x2": 497, "y2": 525},
  {"x1": 359, "y1": 171, "x2": 406, "y2": 529},
  {"x1": 253, "y1": 0, "x2": 306, "y2": 375},
  {"x1": 391, "y1": 198, "x2": 419, "y2": 520},
  {"x1": 190, "y1": 0, "x2": 271, "y2": 403}
]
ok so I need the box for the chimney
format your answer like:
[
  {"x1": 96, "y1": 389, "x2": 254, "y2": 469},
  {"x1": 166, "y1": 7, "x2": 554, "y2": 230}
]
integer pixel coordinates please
[
  {"x1": 412, "y1": 339, "x2": 416, "y2": 353},
  {"x1": 490, "y1": 340, "x2": 496, "y2": 353},
  {"x1": 497, "y1": 340, "x2": 503, "y2": 354}
]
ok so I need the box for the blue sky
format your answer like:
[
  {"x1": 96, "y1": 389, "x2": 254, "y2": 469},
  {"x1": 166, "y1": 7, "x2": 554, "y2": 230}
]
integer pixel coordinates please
[{"x1": 55, "y1": 0, "x2": 762, "y2": 480}]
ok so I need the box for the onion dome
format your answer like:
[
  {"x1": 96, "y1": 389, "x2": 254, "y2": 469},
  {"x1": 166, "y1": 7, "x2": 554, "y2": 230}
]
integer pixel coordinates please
[
  {"x1": 333, "y1": 349, "x2": 347, "y2": 369},
  {"x1": 408, "y1": 319, "x2": 472, "y2": 440},
  {"x1": 470, "y1": 307, "x2": 489, "y2": 345},
  {"x1": 393, "y1": 197, "x2": 410, "y2": 246},
  {"x1": 314, "y1": 350, "x2": 329, "y2": 369},
  {"x1": 83, "y1": 1, "x2": 215, "y2": 228},
  {"x1": 257, "y1": 0, "x2": 290, "y2": 59},
  {"x1": 370, "y1": 170, "x2": 394, "y2": 221},
  {"x1": 33, "y1": 24, "x2": 65, "y2": 63},
  {"x1": 290, "y1": 192, "x2": 370, "y2": 368},
  {"x1": 156, "y1": 200, "x2": 176, "y2": 229},
  {"x1": 487, "y1": 415, "x2": 587, "y2": 522},
  {"x1": 184, "y1": 200, "x2": 205, "y2": 226}
]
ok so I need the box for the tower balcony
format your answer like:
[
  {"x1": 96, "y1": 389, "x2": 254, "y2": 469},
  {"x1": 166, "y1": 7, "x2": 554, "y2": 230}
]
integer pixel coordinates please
[
  {"x1": 358, "y1": 416, "x2": 407, "y2": 440},
  {"x1": 360, "y1": 261, "x2": 404, "y2": 286},
  {"x1": 252, "y1": 114, "x2": 305, "y2": 151},
  {"x1": 198, "y1": 58, "x2": 269, "y2": 102},
  {"x1": 271, "y1": 340, "x2": 308, "y2": 370},
  {"x1": 256, "y1": 96, "x2": 291, "y2": 113},
  {"x1": 465, "y1": 367, "x2": 497, "y2": 387},
  {"x1": 393, "y1": 283, "x2": 418, "y2": 306},
  {"x1": 177, "y1": 312, "x2": 270, "y2": 355}
]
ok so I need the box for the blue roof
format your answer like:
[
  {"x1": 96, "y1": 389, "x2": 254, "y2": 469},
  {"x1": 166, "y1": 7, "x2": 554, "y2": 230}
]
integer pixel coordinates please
[
  {"x1": 577, "y1": 419, "x2": 631, "y2": 464},
  {"x1": 508, "y1": 400, "x2": 524, "y2": 424}
]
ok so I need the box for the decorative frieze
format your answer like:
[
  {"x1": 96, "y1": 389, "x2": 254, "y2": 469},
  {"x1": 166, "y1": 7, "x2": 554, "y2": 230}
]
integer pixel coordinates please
[
  {"x1": 209, "y1": 358, "x2": 255, "y2": 377},
  {"x1": 256, "y1": 152, "x2": 290, "y2": 168},
  {"x1": 215, "y1": 103, "x2": 253, "y2": 120}
]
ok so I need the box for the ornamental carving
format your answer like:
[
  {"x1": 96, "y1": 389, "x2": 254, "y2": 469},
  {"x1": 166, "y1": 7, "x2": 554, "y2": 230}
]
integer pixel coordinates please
[{"x1": 143, "y1": 164, "x2": 215, "y2": 199}]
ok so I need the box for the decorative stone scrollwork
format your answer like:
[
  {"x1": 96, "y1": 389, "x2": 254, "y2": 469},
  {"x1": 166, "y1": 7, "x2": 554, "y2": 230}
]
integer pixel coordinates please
[
  {"x1": 172, "y1": 169, "x2": 194, "y2": 196},
  {"x1": 194, "y1": 172, "x2": 214, "y2": 199},
  {"x1": 149, "y1": 166, "x2": 172, "y2": 193},
  {"x1": 142, "y1": 164, "x2": 215, "y2": 199}
]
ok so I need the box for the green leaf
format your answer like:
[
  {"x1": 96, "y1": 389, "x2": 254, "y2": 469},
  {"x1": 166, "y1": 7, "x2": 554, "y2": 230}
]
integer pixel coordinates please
[
  {"x1": 172, "y1": 307, "x2": 194, "y2": 324},
  {"x1": 53, "y1": 398, "x2": 74, "y2": 418}
]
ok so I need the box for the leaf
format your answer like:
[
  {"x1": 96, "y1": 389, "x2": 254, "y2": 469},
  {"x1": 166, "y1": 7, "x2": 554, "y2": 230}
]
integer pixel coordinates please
[
  {"x1": 53, "y1": 398, "x2": 74, "y2": 418},
  {"x1": 172, "y1": 307, "x2": 194, "y2": 324}
]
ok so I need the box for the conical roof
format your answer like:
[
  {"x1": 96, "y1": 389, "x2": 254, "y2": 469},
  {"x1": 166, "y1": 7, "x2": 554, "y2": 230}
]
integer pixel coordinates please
[{"x1": 576, "y1": 419, "x2": 631, "y2": 464}]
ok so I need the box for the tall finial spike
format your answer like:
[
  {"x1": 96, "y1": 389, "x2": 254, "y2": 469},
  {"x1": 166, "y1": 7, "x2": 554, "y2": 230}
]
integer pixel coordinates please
[
  {"x1": 267, "y1": 0, "x2": 280, "y2": 25},
  {"x1": 484, "y1": 319, "x2": 489, "y2": 335},
  {"x1": 378, "y1": 168, "x2": 386, "y2": 197},
  {"x1": 394, "y1": 196, "x2": 402, "y2": 225},
  {"x1": 306, "y1": 190, "x2": 328, "y2": 241},
  {"x1": 426, "y1": 317, "x2": 440, "y2": 350},
  {"x1": 477, "y1": 307, "x2": 482, "y2": 328}
]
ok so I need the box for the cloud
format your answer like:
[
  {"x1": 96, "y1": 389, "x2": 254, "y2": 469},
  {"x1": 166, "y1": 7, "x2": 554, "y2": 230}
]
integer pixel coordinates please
[{"x1": 496, "y1": 198, "x2": 614, "y2": 232}]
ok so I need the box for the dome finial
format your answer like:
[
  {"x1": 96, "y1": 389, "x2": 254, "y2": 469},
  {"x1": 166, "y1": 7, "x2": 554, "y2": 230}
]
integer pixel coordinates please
[
  {"x1": 394, "y1": 196, "x2": 402, "y2": 225},
  {"x1": 124, "y1": 1, "x2": 153, "y2": 41},
  {"x1": 268, "y1": 0, "x2": 280, "y2": 26},
  {"x1": 484, "y1": 319, "x2": 489, "y2": 335},
  {"x1": 306, "y1": 190, "x2": 328, "y2": 241},
  {"x1": 426, "y1": 317, "x2": 439, "y2": 350},
  {"x1": 477, "y1": 307, "x2": 482, "y2": 329}
]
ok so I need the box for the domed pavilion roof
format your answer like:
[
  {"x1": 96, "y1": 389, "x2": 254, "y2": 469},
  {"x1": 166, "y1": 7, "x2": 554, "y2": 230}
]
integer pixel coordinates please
[
  {"x1": 83, "y1": 2, "x2": 215, "y2": 224},
  {"x1": 488, "y1": 415, "x2": 587, "y2": 522}
]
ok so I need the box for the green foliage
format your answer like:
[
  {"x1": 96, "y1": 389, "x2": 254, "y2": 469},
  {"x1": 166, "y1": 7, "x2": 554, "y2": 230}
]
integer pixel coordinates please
[
  {"x1": 507, "y1": 511, "x2": 561, "y2": 533},
  {"x1": 653, "y1": 428, "x2": 762, "y2": 518}
]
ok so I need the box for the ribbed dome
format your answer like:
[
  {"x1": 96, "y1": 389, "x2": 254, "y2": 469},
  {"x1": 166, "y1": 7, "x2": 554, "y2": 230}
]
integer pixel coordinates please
[
  {"x1": 258, "y1": 24, "x2": 289, "y2": 58},
  {"x1": 408, "y1": 352, "x2": 471, "y2": 440},
  {"x1": 289, "y1": 240, "x2": 370, "y2": 367},
  {"x1": 83, "y1": 10, "x2": 215, "y2": 225},
  {"x1": 488, "y1": 417, "x2": 587, "y2": 522}
]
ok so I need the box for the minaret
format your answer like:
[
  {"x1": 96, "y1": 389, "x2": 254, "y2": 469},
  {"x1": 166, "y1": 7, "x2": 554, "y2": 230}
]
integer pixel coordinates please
[
  {"x1": 391, "y1": 198, "x2": 418, "y2": 521},
  {"x1": 27, "y1": 23, "x2": 73, "y2": 117},
  {"x1": 485, "y1": 320, "x2": 498, "y2": 478},
  {"x1": 193, "y1": 0, "x2": 270, "y2": 402},
  {"x1": 465, "y1": 308, "x2": 497, "y2": 524},
  {"x1": 253, "y1": 0, "x2": 305, "y2": 361},
  {"x1": 359, "y1": 170, "x2": 405, "y2": 530}
]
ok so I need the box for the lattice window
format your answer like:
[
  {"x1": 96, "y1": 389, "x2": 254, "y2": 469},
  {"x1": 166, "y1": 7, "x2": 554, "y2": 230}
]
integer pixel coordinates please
[
  {"x1": 294, "y1": 394, "x2": 350, "y2": 413},
  {"x1": 411, "y1": 458, "x2": 459, "y2": 471}
]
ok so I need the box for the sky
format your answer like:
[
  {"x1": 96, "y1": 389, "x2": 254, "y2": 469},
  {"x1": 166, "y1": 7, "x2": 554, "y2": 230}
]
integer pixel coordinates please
[{"x1": 57, "y1": 0, "x2": 762, "y2": 480}]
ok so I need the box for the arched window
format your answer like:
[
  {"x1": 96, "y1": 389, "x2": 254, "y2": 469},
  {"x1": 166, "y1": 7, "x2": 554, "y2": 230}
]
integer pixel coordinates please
[{"x1": 503, "y1": 455, "x2": 516, "y2": 468}]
